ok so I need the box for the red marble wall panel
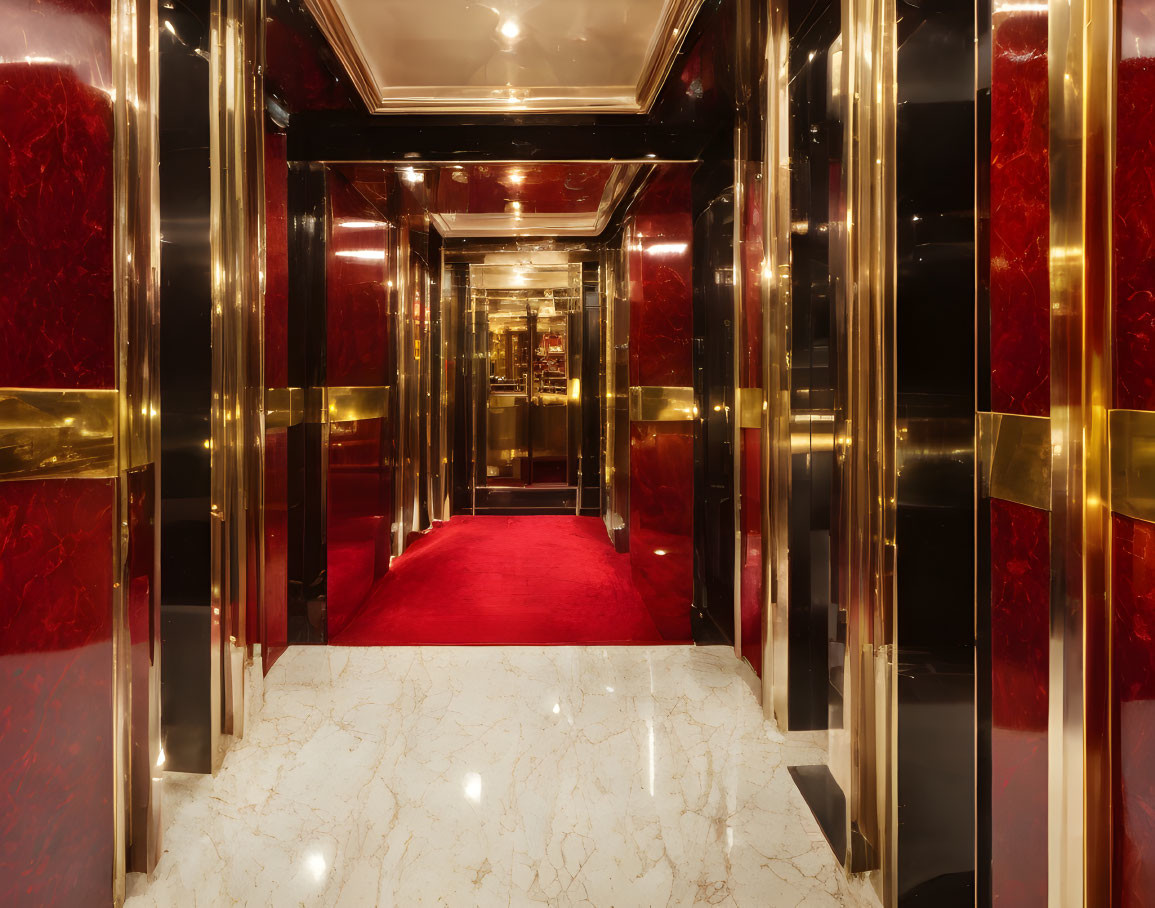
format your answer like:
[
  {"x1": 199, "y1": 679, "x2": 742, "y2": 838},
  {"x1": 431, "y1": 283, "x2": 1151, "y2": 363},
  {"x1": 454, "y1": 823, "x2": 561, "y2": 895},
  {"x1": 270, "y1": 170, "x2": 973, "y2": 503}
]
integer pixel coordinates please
[
  {"x1": 327, "y1": 172, "x2": 391, "y2": 387},
  {"x1": 627, "y1": 167, "x2": 694, "y2": 640},
  {"x1": 629, "y1": 423, "x2": 693, "y2": 641},
  {"x1": 989, "y1": 498, "x2": 1050, "y2": 906},
  {"x1": 264, "y1": 17, "x2": 354, "y2": 112},
  {"x1": 0, "y1": 479, "x2": 115, "y2": 907},
  {"x1": 1113, "y1": 513, "x2": 1155, "y2": 905},
  {"x1": 629, "y1": 167, "x2": 694, "y2": 388},
  {"x1": 1114, "y1": 20, "x2": 1155, "y2": 410},
  {"x1": 989, "y1": 12, "x2": 1050, "y2": 416},
  {"x1": 0, "y1": 59, "x2": 114, "y2": 388}
]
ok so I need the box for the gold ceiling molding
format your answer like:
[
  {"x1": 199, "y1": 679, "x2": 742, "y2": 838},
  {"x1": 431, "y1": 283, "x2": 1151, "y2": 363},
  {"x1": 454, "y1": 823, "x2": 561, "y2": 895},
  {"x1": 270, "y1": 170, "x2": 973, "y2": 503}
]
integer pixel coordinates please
[
  {"x1": 301, "y1": 0, "x2": 707, "y2": 114},
  {"x1": 1109, "y1": 409, "x2": 1155, "y2": 524},
  {"x1": 0, "y1": 388, "x2": 118, "y2": 480},
  {"x1": 977, "y1": 411, "x2": 1052, "y2": 511}
]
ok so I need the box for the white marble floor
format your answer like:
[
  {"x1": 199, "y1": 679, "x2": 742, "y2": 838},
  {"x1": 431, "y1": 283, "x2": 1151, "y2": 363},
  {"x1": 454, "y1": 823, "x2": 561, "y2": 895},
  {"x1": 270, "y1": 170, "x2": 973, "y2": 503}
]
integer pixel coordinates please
[{"x1": 127, "y1": 646, "x2": 851, "y2": 907}]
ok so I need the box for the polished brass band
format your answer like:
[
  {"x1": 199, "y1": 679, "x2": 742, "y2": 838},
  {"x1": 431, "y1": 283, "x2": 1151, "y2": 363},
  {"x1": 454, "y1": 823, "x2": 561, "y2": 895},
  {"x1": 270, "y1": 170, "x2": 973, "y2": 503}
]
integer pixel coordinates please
[
  {"x1": 736, "y1": 386, "x2": 764, "y2": 429},
  {"x1": 326, "y1": 385, "x2": 390, "y2": 423},
  {"x1": 1109, "y1": 409, "x2": 1155, "y2": 523},
  {"x1": 628, "y1": 385, "x2": 696, "y2": 422},
  {"x1": 977, "y1": 411, "x2": 1052, "y2": 511},
  {"x1": 265, "y1": 387, "x2": 304, "y2": 428},
  {"x1": 0, "y1": 388, "x2": 118, "y2": 480}
]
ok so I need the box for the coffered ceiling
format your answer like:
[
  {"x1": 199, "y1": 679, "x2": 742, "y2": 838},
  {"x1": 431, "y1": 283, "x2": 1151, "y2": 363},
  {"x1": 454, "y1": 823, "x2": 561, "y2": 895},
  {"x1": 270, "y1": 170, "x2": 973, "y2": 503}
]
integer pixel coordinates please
[{"x1": 301, "y1": 0, "x2": 705, "y2": 113}]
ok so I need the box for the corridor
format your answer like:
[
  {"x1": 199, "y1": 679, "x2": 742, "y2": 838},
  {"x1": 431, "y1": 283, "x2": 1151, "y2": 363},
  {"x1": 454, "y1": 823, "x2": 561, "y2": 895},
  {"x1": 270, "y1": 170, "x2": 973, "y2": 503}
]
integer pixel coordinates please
[{"x1": 126, "y1": 647, "x2": 847, "y2": 907}]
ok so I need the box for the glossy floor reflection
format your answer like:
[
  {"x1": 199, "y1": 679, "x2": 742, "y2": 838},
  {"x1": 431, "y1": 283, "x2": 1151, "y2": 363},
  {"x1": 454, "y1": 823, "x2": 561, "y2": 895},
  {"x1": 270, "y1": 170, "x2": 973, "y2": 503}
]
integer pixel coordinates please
[{"x1": 128, "y1": 646, "x2": 850, "y2": 906}]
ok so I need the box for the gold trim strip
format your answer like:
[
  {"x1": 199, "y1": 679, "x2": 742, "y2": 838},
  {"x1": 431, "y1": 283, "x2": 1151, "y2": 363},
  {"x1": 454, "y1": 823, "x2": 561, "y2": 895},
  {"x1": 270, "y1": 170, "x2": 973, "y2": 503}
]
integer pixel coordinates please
[
  {"x1": 0, "y1": 389, "x2": 118, "y2": 480},
  {"x1": 1109, "y1": 409, "x2": 1155, "y2": 523},
  {"x1": 628, "y1": 385, "x2": 695, "y2": 422},
  {"x1": 265, "y1": 387, "x2": 304, "y2": 428},
  {"x1": 327, "y1": 385, "x2": 390, "y2": 423},
  {"x1": 736, "y1": 386, "x2": 764, "y2": 429},
  {"x1": 977, "y1": 411, "x2": 1052, "y2": 511}
]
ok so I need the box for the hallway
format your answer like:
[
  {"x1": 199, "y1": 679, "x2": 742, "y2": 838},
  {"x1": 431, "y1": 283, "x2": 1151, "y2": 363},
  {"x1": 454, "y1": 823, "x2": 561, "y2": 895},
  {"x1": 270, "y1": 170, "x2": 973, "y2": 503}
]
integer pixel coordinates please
[
  {"x1": 334, "y1": 516, "x2": 676, "y2": 646},
  {"x1": 127, "y1": 646, "x2": 848, "y2": 907}
]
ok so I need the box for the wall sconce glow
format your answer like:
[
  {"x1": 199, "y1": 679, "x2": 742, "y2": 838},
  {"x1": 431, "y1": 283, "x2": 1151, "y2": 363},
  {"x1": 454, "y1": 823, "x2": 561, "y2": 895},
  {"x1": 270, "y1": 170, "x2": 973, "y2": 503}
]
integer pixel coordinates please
[
  {"x1": 336, "y1": 249, "x2": 387, "y2": 261},
  {"x1": 646, "y1": 242, "x2": 688, "y2": 256},
  {"x1": 654, "y1": 549, "x2": 667, "y2": 556},
  {"x1": 463, "y1": 772, "x2": 483, "y2": 803},
  {"x1": 499, "y1": 18, "x2": 521, "y2": 39}
]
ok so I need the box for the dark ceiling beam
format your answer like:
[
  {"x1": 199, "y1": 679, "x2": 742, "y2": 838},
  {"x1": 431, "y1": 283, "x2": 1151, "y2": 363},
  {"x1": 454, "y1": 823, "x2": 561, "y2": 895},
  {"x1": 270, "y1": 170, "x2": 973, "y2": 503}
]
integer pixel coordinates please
[{"x1": 286, "y1": 115, "x2": 710, "y2": 164}]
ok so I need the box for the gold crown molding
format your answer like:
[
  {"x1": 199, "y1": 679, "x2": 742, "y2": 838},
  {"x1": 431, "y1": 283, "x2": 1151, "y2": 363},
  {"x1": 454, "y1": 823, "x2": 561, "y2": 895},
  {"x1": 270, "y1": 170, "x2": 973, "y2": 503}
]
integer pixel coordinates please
[
  {"x1": 300, "y1": 0, "x2": 705, "y2": 114},
  {"x1": 977, "y1": 411, "x2": 1052, "y2": 511},
  {"x1": 628, "y1": 385, "x2": 696, "y2": 422},
  {"x1": 0, "y1": 389, "x2": 118, "y2": 480},
  {"x1": 1109, "y1": 408, "x2": 1155, "y2": 524}
]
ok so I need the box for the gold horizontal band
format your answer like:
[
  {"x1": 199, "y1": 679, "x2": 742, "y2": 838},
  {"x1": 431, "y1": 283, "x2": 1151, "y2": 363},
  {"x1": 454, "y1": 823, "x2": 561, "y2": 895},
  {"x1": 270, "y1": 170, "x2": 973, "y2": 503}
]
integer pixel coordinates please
[
  {"x1": 265, "y1": 387, "x2": 304, "y2": 428},
  {"x1": 978, "y1": 411, "x2": 1051, "y2": 511},
  {"x1": 736, "y1": 387, "x2": 764, "y2": 429},
  {"x1": 1109, "y1": 408, "x2": 1155, "y2": 523},
  {"x1": 0, "y1": 388, "x2": 118, "y2": 480},
  {"x1": 629, "y1": 385, "x2": 695, "y2": 422},
  {"x1": 326, "y1": 386, "x2": 390, "y2": 423}
]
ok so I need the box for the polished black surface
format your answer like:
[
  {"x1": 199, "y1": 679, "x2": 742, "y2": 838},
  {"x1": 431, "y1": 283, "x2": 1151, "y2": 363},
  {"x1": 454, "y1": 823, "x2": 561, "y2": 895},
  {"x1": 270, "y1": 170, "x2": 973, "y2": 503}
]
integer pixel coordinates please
[
  {"x1": 691, "y1": 134, "x2": 736, "y2": 647},
  {"x1": 580, "y1": 261, "x2": 602, "y2": 515},
  {"x1": 159, "y1": 0, "x2": 214, "y2": 773},
  {"x1": 287, "y1": 162, "x2": 328, "y2": 643},
  {"x1": 894, "y1": 2, "x2": 976, "y2": 903},
  {"x1": 449, "y1": 263, "x2": 472, "y2": 515}
]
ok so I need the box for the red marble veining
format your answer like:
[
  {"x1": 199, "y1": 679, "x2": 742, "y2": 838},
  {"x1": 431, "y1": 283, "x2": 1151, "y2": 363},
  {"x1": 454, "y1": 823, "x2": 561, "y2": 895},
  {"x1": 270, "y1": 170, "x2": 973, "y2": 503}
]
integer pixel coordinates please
[
  {"x1": 1114, "y1": 56, "x2": 1155, "y2": 410},
  {"x1": 989, "y1": 498, "x2": 1049, "y2": 906},
  {"x1": 327, "y1": 417, "x2": 390, "y2": 637},
  {"x1": 989, "y1": 12, "x2": 1050, "y2": 416},
  {"x1": 0, "y1": 61, "x2": 115, "y2": 388},
  {"x1": 263, "y1": 429, "x2": 288, "y2": 671},
  {"x1": 431, "y1": 163, "x2": 614, "y2": 215},
  {"x1": 1113, "y1": 514, "x2": 1155, "y2": 905},
  {"x1": 126, "y1": 466, "x2": 154, "y2": 868},
  {"x1": 629, "y1": 423, "x2": 693, "y2": 641},
  {"x1": 265, "y1": 130, "x2": 289, "y2": 390},
  {"x1": 265, "y1": 17, "x2": 354, "y2": 111},
  {"x1": 0, "y1": 479, "x2": 115, "y2": 907},
  {"x1": 327, "y1": 172, "x2": 391, "y2": 386},
  {"x1": 629, "y1": 167, "x2": 694, "y2": 388}
]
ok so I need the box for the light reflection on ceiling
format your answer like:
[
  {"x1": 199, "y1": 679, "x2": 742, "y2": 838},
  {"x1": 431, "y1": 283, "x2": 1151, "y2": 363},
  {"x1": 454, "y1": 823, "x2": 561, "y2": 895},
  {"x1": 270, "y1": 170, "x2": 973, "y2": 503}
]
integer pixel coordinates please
[
  {"x1": 301, "y1": 0, "x2": 706, "y2": 112},
  {"x1": 338, "y1": 162, "x2": 648, "y2": 237}
]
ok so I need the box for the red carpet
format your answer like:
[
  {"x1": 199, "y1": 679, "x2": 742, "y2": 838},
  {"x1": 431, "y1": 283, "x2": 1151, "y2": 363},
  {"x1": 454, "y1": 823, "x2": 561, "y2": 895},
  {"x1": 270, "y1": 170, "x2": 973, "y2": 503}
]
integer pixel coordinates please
[{"x1": 333, "y1": 515, "x2": 682, "y2": 646}]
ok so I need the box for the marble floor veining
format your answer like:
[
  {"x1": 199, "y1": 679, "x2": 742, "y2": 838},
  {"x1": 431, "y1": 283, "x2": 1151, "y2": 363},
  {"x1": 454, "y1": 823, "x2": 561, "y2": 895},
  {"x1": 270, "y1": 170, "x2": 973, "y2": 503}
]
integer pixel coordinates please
[{"x1": 127, "y1": 646, "x2": 850, "y2": 907}]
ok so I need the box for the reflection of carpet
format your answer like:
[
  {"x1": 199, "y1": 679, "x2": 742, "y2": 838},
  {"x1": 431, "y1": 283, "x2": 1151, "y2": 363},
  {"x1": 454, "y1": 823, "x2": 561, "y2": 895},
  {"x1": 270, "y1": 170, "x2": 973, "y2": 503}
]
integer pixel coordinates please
[{"x1": 333, "y1": 515, "x2": 680, "y2": 646}]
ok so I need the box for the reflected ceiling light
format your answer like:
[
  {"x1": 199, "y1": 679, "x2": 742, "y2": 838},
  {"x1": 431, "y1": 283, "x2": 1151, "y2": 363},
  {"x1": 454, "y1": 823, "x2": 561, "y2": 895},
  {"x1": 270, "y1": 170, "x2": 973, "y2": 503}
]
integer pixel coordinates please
[
  {"x1": 336, "y1": 249, "x2": 386, "y2": 261},
  {"x1": 646, "y1": 242, "x2": 688, "y2": 256},
  {"x1": 401, "y1": 166, "x2": 424, "y2": 184},
  {"x1": 463, "y1": 772, "x2": 483, "y2": 803},
  {"x1": 508, "y1": 170, "x2": 526, "y2": 185},
  {"x1": 338, "y1": 219, "x2": 387, "y2": 229},
  {"x1": 499, "y1": 18, "x2": 521, "y2": 39}
]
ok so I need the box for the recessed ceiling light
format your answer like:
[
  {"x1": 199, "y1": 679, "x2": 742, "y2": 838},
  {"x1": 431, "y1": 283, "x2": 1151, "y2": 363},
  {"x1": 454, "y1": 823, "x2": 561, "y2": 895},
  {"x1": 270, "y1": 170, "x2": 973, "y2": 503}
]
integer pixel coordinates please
[{"x1": 499, "y1": 18, "x2": 521, "y2": 39}]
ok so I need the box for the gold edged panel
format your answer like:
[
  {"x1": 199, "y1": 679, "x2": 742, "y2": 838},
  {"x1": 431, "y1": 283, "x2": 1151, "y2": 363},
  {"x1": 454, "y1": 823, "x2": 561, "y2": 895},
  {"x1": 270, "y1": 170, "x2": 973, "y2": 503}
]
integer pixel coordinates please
[
  {"x1": 1109, "y1": 408, "x2": 1155, "y2": 524},
  {"x1": 300, "y1": 0, "x2": 705, "y2": 114},
  {"x1": 628, "y1": 385, "x2": 696, "y2": 422},
  {"x1": 736, "y1": 386, "x2": 764, "y2": 430},
  {"x1": 0, "y1": 389, "x2": 118, "y2": 480},
  {"x1": 327, "y1": 385, "x2": 391, "y2": 423},
  {"x1": 265, "y1": 387, "x2": 304, "y2": 428},
  {"x1": 977, "y1": 411, "x2": 1052, "y2": 511}
]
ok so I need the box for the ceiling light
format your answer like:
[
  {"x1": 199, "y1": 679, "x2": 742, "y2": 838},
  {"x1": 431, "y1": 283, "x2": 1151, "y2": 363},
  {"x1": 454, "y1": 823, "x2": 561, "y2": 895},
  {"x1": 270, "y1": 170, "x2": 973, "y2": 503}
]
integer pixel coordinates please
[{"x1": 499, "y1": 18, "x2": 521, "y2": 39}]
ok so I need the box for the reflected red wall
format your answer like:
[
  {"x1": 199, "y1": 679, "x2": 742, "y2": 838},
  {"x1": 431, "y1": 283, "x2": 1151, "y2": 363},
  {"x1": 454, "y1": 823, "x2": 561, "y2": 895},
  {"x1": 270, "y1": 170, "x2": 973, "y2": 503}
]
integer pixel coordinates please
[
  {"x1": 989, "y1": 499, "x2": 1050, "y2": 906},
  {"x1": 326, "y1": 172, "x2": 392, "y2": 637},
  {"x1": 739, "y1": 163, "x2": 764, "y2": 674},
  {"x1": 0, "y1": 10, "x2": 118, "y2": 903},
  {"x1": 989, "y1": 12, "x2": 1049, "y2": 416},
  {"x1": 263, "y1": 131, "x2": 289, "y2": 670},
  {"x1": 628, "y1": 167, "x2": 693, "y2": 641},
  {"x1": 0, "y1": 480, "x2": 115, "y2": 907},
  {"x1": 1113, "y1": 11, "x2": 1155, "y2": 901}
]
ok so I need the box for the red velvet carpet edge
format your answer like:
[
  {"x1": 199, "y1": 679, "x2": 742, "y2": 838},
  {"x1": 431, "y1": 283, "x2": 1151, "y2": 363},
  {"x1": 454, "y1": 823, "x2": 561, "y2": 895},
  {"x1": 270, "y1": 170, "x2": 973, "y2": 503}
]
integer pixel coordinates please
[{"x1": 332, "y1": 515, "x2": 687, "y2": 646}]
